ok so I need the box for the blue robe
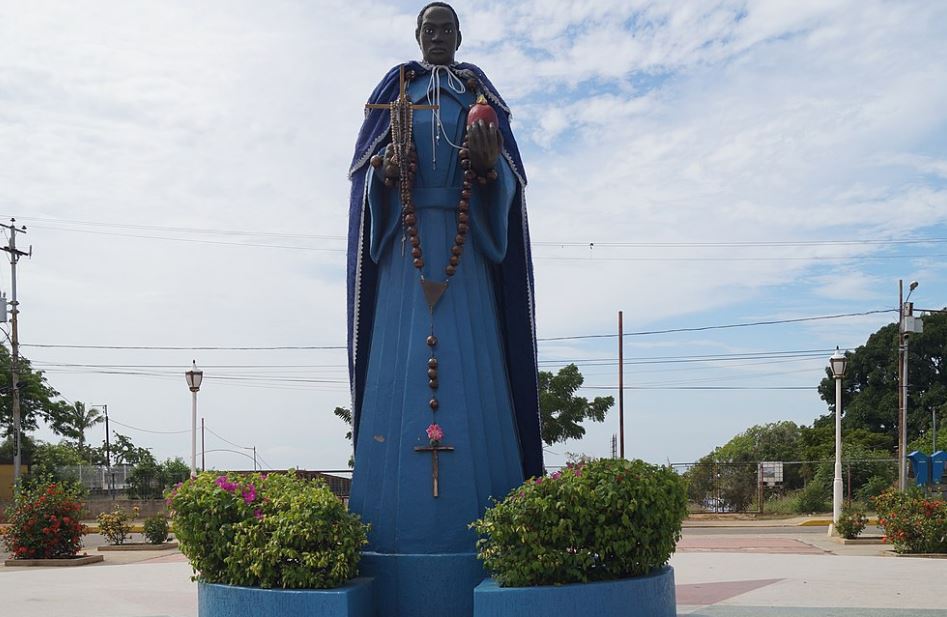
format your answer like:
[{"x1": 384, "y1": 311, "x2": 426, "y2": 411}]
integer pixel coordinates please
[{"x1": 346, "y1": 63, "x2": 543, "y2": 556}]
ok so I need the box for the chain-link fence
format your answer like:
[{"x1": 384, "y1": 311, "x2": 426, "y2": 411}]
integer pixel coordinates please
[
  {"x1": 57, "y1": 464, "x2": 135, "y2": 496},
  {"x1": 672, "y1": 458, "x2": 899, "y2": 514}
]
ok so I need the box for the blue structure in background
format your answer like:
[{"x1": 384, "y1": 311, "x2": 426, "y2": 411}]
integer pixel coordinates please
[{"x1": 907, "y1": 450, "x2": 947, "y2": 486}]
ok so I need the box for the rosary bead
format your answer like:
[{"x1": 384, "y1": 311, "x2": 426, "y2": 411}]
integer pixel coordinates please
[
  {"x1": 478, "y1": 176, "x2": 488, "y2": 186},
  {"x1": 449, "y1": 255, "x2": 459, "y2": 267},
  {"x1": 458, "y1": 223, "x2": 469, "y2": 234},
  {"x1": 406, "y1": 225, "x2": 417, "y2": 237},
  {"x1": 466, "y1": 77, "x2": 478, "y2": 90},
  {"x1": 413, "y1": 257, "x2": 424, "y2": 269},
  {"x1": 455, "y1": 234, "x2": 465, "y2": 245},
  {"x1": 462, "y1": 181, "x2": 472, "y2": 191},
  {"x1": 427, "y1": 335, "x2": 438, "y2": 347},
  {"x1": 408, "y1": 70, "x2": 416, "y2": 80},
  {"x1": 458, "y1": 212, "x2": 469, "y2": 224},
  {"x1": 370, "y1": 155, "x2": 384, "y2": 168},
  {"x1": 451, "y1": 245, "x2": 463, "y2": 256},
  {"x1": 405, "y1": 213, "x2": 416, "y2": 226},
  {"x1": 487, "y1": 169, "x2": 498, "y2": 181},
  {"x1": 461, "y1": 189, "x2": 471, "y2": 199},
  {"x1": 427, "y1": 368, "x2": 438, "y2": 379},
  {"x1": 384, "y1": 177, "x2": 394, "y2": 187},
  {"x1": 409, "y1": 162, "x2": 417, "y2": 173},
  {"x1": 458, "y1": 199, "x2": 469, "y2": 210},
  {"x1": 445, "y1": 265, "x2": 456, "y2": 276},
  {"x1": 410, "y1": 236, "x2": 421, "y2": 247},
  {"x1": 428, "y1": 357, "x2": 438, "y2": 369},
  {"x1": 428, "y1": 379, "x2": 439, "y2": 390},
  {"x1": 411, "y1": 247, "x2": 422, "y2": 259},
  {"x1": 464, "y1": 170, "x2": 476, "y2": 181},
  {"x1": 459, "y1": 148, "x2": 469, "y2": 160},
  {"x1": 429, "y1": 398, "x2": 439, "y2": 411},
  {"x1": 461, "y1": 159, "x2": 472, "y2": 170}
]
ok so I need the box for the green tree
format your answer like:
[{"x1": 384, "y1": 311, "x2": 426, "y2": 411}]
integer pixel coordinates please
[
  {"x1": 817, "y1": 312, "x2": 947, "y2": 446},
  {"x1": 49, "y1": 401, "x2": 103, "y2": 456},
  {"x1": 333, "y1": 406, "x2": 355, "y2": 468},
  {"x1": 0, "y1": 346, "x2": 64, "y2": 437},
  {"x1": 111, "y1": 432, "x2": 155, "y2": 467},
  {"x1": 538, "y1": 364, "x2": 614, "y2": 446}
]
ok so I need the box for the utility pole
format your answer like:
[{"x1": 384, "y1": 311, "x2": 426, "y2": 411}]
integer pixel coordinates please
[
  {"x1": 201, "y1": 417, "x2": 206, "y2": 472},
  {"x1": 618, "y1": 310, "x2": 625, "y2": 459},
  {"x1": 898, "y1": 280, "x2": 904, "y2": 491},
  {"x1": 899, "y1": 280, "x2": 922, "y2": 491},
  {"x1": 93, "y1": 404, "x2": 113, "y2": 499},
  {"x1": 1, "y1": 219, "x2": 29, "y2": 487},
  {"x1": 253, "y1": 446, "x2": 257, "y2": 471}
]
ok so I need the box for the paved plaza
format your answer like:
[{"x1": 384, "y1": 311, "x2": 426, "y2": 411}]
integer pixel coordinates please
[{"x1": 2, "y1": 527, "x2": 946, "y2": 617}]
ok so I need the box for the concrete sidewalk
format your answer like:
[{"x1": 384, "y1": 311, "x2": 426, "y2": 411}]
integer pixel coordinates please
[{"x1": 3, "y1": 531, "x2": 946, "y2": 617}]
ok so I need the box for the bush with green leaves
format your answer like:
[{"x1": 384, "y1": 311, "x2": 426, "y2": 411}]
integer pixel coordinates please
[
  {"x1": 97, "y1": 507, "x2": 133, "y2": 545},
  {"x1": 794, "y1": 481, "x2": 829, "y2": 514},
  {"x1": 873, "y1": 489, "x2": 947, "y2": 554},
  {"x1": 2, "y1": 481, "x2": 86, "y2": 559},
  {"x1": 471, "y1": 458, "x2": 687, "y2": 587},
  {"x1": 143, "y1": 514, "x2": 170, "y2": 544},
  {"x1": 835, "y1": 505, "x2": 868, "y2": 539},
  {"x1": 168, "y1": 471, "x2": 368, "y2": 588}
]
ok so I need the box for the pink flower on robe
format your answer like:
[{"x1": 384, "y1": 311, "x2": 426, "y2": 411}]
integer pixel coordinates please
[{"x1": 426, "y1": 423, "x2": 444, "y2": 443}]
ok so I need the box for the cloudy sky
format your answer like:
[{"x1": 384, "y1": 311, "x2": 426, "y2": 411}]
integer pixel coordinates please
[{"x1": 2, "y1": 0, "x2": 946, "y2": 473}]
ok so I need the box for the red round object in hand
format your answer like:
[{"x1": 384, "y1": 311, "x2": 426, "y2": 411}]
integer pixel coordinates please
[{"x1": 467, "y1": 95, "x2": 498, "y2": 127}]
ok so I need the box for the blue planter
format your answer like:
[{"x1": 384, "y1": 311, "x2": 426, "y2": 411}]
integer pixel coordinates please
[
  {"x1": 198, "y1": 578, "x2": 374, "y2": 617},
  {"x1": 473, "y1": 566, "x2": 676, "y2": 617}
]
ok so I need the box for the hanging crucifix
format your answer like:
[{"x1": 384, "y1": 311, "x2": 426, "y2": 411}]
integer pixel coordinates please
[{"x1": 414, "y1": 443, "x2": 454, "y2": 498}]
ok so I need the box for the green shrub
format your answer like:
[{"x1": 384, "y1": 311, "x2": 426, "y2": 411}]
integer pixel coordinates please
[
  {"x1": 2, "y1": 481, "x2": 86, "y2": 559},
  {"x1": 795, "y1": 482, "x2": 829, "y2": 514},
  {"x1": 168, "y1": 471, "x2": 368, "y2": 588},
  {"x1": 97, "y1": 507, "x2": 132, "y2": 545},
  {"x1": 873, "y1": 489, "x2": 947, "y2": 554},
  {"x1": 835, "y1": 505, "x2": 868, "y2": 539},
  {"x1": 143, "y1": 514, "x2": 170, "y2": 544},
  {"x1": 471, "y1": 459, "x2": 688, "y2": 587}
]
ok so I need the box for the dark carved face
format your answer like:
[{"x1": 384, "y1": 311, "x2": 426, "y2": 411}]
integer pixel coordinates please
[{"x1": 417, "y1": 5, "x2": 460, "y2": 65}]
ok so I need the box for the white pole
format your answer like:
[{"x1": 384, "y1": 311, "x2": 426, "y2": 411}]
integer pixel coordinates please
[
  {"x1": 191, "y1": 390, "x2": 198, "y2": 478},
  {"x1": 833, "y1": 376, "x2": 843, "y2": 525},
  {"x1": 902, "y1": 335, "x2": 909, "y2": 489}
]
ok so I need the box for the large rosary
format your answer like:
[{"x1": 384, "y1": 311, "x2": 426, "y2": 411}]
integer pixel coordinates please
[{"x1": 368, "y1": 65, "x2": 497, "y2": 497}]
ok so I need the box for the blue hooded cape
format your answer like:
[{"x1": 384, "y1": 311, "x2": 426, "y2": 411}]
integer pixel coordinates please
[{"x1": 347, "y1": 61, "x2": 543, "y2": 480}]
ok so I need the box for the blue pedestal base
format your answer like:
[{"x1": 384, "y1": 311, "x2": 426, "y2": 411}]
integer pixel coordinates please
[
  {"x1": 473, "y1": 566, "x2": 677, "y2": 617},
  {"x1": 359, "y1": 551, "x2": 487, "y2": 617},
  {"x1": 198, "y1": 578, "x2": 374, "y2": 617}
]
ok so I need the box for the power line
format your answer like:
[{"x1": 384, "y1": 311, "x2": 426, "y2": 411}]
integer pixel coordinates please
[
  {"x1": 204, "y1": 425, "x2": 253, "y2": 451},
  {"x1": 20, "y1": 309, "x2": 896, "y2": 351},
  {"x1": 539, "y1": 309, "x2": 896, "y2": 342},
  {"x1": 108, "y1": 418, "x2": 190, "y2": 435},
  {"x1": 580, "y1": 385, "x2": 813, "y2": 391}
]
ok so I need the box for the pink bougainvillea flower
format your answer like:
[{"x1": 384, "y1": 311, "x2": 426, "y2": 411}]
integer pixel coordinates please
[
  {"x1": 242, "y1": 484, "x2": 257, "y2": 505},
  {"x1": 550, "y1": 470, "x2": 562, "y2": 480},
  {"x1": 426, "y1": 423, "x2": 444, "y2": 442},
  {"x1": 254, "y1": 508, "x2": 264, "y2": 520},
  {"x1": 215, "y1": 476, "x2": 238, "y2": 492},
  {"x1": 535, "y1": 476, "x2": 543, "y2": 484}
]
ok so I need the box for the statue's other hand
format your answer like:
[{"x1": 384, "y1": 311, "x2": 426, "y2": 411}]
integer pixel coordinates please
[{"x1": 468, "y1": 120, "x2": 502, "y2": 174}]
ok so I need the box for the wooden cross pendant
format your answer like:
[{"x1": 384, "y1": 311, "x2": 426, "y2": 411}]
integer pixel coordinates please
[
  {"x1": 365, "y1": 64, "x2": 438, "y2": 117},
  {"x1": 414, "y1": 443, "x2": 454, "y2": 497}
]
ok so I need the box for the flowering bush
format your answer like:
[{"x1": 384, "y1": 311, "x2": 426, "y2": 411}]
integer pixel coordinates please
[
  {"x1": 98, "y1": 507, "x2": 133, "y2": 545},
  {"x1": 2, "y1": 482, "x2": 86, "y2": 559},
  {"x1": 168, "y1": 471, "x2": 368, "y2": 588},
  {"x1": 471, "y1": 458, "x2": 688, "y2": 587},
  {"x1": 834, "y1": 505, "x2": 868, "y2": 539},
  {"x1": 873, "y1": 489, "x2": 947, "y2": 553},
  {"x1": 143, "y1": 514, "x2": 170, "y2": 544}
]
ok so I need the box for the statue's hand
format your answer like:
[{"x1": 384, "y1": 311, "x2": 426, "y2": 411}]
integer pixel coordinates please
[
  {"x1": 383, "y1": 144, "x2": 400, "y2": 179},
  {"x1": 467, "y1": 120, "x2": 503, "y2": 174}
]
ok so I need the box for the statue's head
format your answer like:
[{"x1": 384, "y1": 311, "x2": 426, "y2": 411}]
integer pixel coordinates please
[{"x1": 416, "y1": 2, "x2": 461, "y2": 65}]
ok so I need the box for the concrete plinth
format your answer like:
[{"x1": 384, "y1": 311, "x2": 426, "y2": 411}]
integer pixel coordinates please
[
  {"x1": 359, "y1": 551, "x2": 486, "y2": 617},
  {"x1": 473, "y1": 566, "x2": 676, "y2": 617}
]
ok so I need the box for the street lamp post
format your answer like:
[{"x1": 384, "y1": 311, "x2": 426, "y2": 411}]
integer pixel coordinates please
[
  {"x1": 829, "y1": 347, "x2": 848, "y2": 528},
  {"x1": 185, "y1": 360, "x2": 203, "y2": 479}
]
